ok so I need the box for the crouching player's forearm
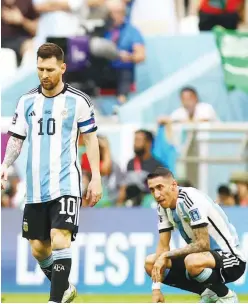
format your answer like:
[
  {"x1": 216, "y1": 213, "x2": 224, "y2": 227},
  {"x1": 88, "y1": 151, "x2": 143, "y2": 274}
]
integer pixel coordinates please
[
  {"x1": 144, "y1": 242, "x2": 171, "y2": 302},
  {"x1": 150, "y1": 253, "x2": 170, "y2": 304}
]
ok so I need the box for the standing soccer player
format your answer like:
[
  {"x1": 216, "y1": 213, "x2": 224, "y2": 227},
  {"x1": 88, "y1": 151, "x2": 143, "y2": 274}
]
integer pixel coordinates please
[
  {"x1": 1, "y1": 43, "x2": 102, "y2": 303},
  {"x1": 145, "y1": 167, "x2": 246, "y2": 303}
]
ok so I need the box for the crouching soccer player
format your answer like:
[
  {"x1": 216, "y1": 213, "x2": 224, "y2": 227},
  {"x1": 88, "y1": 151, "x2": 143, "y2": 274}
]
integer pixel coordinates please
[{"x1": 145, "y1": 167, "x2": 246, "y2": 303}]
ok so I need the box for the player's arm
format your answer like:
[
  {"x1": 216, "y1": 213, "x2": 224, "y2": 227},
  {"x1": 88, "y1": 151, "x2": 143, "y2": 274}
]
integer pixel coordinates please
[
  {"x1": 1, "y1": 136, "x2": 24, "y2": 189},
  {"x1": 159, "y1": 199, "x2": 209, "y2": 260},
  {"x1": 161, "y1": 225, "x2": 210, "y2": 260},
  {"x1": 156, "y1": 230, "x2": 171, "y2": 258},
  {"x1": 1, "y1": 98, "x2": 27, "y2": 189},
  {"x1": 2, "y1": 136, "x2": 24, "y2": 168},
  {"x1": 154, "y1": 207, "x2": 174, "y2": 264},
  {"x1": 83, "y1": 131, "x2": 101, "y2": 181},
  {"x1": 77, "y1": 96, "x2": 102, "y2": 206},
  {"x1": 152, "y1": 226, "x2": 209, "y2": 283}
]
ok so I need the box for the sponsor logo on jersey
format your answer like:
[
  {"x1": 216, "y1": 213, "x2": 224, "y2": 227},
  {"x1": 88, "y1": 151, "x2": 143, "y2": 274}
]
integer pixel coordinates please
[{"x1": 28, "y1": 111, "x2": 36, "y2": 117}]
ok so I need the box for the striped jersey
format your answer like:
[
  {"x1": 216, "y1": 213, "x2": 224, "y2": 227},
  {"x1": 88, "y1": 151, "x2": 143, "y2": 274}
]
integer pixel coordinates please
[
  {"x1": 8, "y1": 83, "x2": 97, "y2": 203},
  {"x1": 157, "y1": 187, "x2": 245, "y2": 261}
]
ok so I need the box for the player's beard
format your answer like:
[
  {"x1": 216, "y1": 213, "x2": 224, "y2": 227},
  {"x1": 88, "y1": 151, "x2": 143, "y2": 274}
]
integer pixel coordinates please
[{"x1": 41, "y1": 78, "x2": 60, "y2": 91}]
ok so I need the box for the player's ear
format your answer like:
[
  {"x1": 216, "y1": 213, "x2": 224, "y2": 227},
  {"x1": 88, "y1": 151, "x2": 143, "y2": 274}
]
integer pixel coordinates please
[
  {"x1": 61, "y1": 63, "x2": 66, "y2": 74},
  {"x1": 171, "y1": 180, "x2": 177, "y2": 191}
]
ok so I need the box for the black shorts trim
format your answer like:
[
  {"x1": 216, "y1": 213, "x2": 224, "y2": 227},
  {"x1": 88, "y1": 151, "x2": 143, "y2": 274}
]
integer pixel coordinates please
[
  {"x1": 210, "y1": 250, "x2": 246, "y2": 283},
  {"x1": 159, "y1": 227, "x2": 174, "y2": 233}
]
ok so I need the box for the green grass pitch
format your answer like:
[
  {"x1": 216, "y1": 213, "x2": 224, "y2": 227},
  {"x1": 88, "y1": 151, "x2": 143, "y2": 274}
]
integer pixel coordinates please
[{"x1": 2, "y1": 294, "x2": 248, "y2": 303}]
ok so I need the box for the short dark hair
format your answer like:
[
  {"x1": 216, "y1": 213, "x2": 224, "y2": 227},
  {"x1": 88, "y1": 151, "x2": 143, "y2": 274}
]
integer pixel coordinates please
[
  {"x1": 218, "y1": 185, "x2": 231, "y2": 196},
  {"x1": 147, "y1": 167, "x2": 174, "y2": 180},
  {"x1": 37, "y1": 43, "x2": 64, "y2": 61},
  {"x1": 135, "y1": 129, "x2": 154, "y2": 143},
  {"x1": 180, "y1": 86, "x2": 198, "y2": 97}
]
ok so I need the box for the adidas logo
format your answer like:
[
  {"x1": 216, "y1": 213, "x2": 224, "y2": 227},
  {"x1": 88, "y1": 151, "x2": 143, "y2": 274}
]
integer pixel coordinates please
[
  {"x1": 65, "y1": 217, "x2": 73, "y2": 223},
  {"x1": 29, "y1": 111, "x2": 36, "y2": 117}
]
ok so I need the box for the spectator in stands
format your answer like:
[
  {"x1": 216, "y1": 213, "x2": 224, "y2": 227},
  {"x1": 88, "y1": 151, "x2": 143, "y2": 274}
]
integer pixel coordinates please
[
  {"x1": 230, "y1": 172, "x2": 248, "y2": 206},
  {"x1": 198, "y1": 0, "x2": 244, "y2": 31},
  {"x1": 81, "y1": 135, "x2": 124, "y2": 206},
  {"x1": 33, "y1": 0, "x2": 83, "y2": 47},
  {"x1": 158, "y1": 86, "x2": 218, "y2": 124},
  {"x1": 1, "y1": 0, "x2": 38, "y2": 65},
  {"x1": 104, "y1": 0, "x2": 145, "y2": 105},
  {"x1": 216, "y1": 185, "x2": 236, "y2": 206},
  {"x1": 117, "y1": 130, "x2": 163, "y2": 206},
  {"x1": 33, "y1": 0, "x2": 108, "y2": 47}
]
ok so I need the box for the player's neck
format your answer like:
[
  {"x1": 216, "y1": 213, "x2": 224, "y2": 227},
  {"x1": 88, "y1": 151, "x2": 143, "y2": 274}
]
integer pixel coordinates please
[
  {"x1": 42, "y1": 81, "x2": 65, "y2": 97},
  {"x1": 170, "y1": 189, "x2": 179, "y2": 209}
]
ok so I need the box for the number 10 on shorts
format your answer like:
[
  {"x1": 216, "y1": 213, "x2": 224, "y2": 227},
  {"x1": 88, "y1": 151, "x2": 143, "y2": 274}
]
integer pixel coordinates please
[{"x1": 59, "y1": 197, "x2": 76, "y2": 216}]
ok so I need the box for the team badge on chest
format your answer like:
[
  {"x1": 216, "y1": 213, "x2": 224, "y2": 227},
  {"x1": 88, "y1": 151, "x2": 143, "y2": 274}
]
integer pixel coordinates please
[{"x1": 61, "y1": 108, "x2": 68, "y2": 119}]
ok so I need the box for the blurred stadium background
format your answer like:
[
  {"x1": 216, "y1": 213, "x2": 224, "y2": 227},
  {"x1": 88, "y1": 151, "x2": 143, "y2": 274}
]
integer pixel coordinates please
[{"x1": 1, "y1": 0, "x2": 248, "y2": 302}]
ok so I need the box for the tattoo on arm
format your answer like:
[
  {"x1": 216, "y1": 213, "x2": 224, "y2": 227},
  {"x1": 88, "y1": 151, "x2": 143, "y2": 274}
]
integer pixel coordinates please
[
  {"x1": 3, "y1": 136, "x2": 24, "y2": 167},
  {"x1": 164, "y1": 226, "x2": 210, "y2": 259}
]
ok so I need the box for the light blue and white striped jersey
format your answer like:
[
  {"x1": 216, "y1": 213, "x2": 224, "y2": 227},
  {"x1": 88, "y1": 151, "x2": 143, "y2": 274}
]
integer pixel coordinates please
[
  {"x1": 157, "y1": 187, "x2": 246, "y2": 261},
  {"x1": 8, "y1": 83, "x2": 97, "y2": 203}
]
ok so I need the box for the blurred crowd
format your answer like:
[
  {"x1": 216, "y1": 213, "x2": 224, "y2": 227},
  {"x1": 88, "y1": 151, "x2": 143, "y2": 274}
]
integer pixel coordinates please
[
  {"x1": 1, "y1": 0, "x2": 247, "y2": 113},
  {"x1": 1, "y1": 0, "x2": 145, "y2": 111}
]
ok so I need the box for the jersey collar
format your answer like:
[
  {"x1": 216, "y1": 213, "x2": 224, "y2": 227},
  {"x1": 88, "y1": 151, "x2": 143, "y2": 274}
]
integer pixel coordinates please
[{"x1": 38, "y1": 83, "x2": 68, "y2": 98}]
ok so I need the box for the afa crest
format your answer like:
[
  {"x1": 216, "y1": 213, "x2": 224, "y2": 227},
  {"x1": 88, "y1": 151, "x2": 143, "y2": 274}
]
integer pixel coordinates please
[{"x1": 23, "y1": 221, "x2": 28, "y2": 232}]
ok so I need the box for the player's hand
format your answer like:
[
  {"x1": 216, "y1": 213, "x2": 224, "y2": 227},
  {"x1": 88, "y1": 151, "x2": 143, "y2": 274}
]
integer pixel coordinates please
[
  {"x1": 152, "y1": 290, "x2": 165, "y2": 303},
  {"x1": 1, "y1": 164, "x2": 8, "y2": 190},
  {"x1": 86, "y1": 176, "x2": 102, "y2": 207},
  {"x1": 152, "y1": 258, "x2": 165, "y2": 283}
]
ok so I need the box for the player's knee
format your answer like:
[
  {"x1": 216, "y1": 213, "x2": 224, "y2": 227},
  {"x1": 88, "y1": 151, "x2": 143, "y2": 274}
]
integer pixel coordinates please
[
  {"x1": 184, "y1": 254, "x2": 201, "y2": 274},
  {"x1": 144, "y1": 254, "x2": 156, "y2": 276},
  {"x1": 51, "y1": 228, "x2": 71, "y2": 250},
  {"x1": 30, "y1": 241, "x2": 51, "y2": 261}
]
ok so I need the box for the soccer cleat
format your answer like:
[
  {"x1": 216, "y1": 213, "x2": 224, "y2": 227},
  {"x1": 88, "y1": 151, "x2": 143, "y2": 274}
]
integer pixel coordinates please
[
  {"x1": 62, "y1": 283, "x2": 77, "y2": 303},
  {"x1": 217, "y1": 290, "x2": 238, "y2": 303},
  {"x1": 200, "y1": 288, "x2": 218, "y2": 303}
]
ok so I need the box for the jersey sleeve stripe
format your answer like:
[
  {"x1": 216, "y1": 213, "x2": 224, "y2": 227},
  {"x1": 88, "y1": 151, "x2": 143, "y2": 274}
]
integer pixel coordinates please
[
  {"x1": 82, "y1": 126, "x2": 97, "y2": 134},
  {"x1": 191, "y1": 223, "x2": 208, "y2": 229},
  {"x1": 67, "y1": 87, "x2": 92, "y2": 107},
  {"x1": 78, "y1": 117, "x2": 95, "y2": 127},
  {"x1": 159, "y1": 227, "x2": 174, "y2": 233},
  {"x1": 7, "y1": 131, "x2": 26, "y2": 140},
  {"x1": 184, "y1": 192, "x2": 194, "y2": 206},
  {"x1": 178, "y1": 194, "x2": 191, "y2": 209}
]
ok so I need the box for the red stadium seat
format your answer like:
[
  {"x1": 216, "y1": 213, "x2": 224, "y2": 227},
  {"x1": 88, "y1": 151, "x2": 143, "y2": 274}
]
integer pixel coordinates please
[{"x1": 99, "y1": 83, "x2": 136, "y2": 96}]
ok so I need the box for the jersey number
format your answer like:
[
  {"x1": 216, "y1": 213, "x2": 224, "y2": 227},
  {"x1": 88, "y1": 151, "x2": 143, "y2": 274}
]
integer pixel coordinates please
[
  {"x1": 59, "y1": 197, "x2": 76, "y2": 216},
  {"x1": 38, "y1": 118, "x2": 55, "y2": 135}
]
